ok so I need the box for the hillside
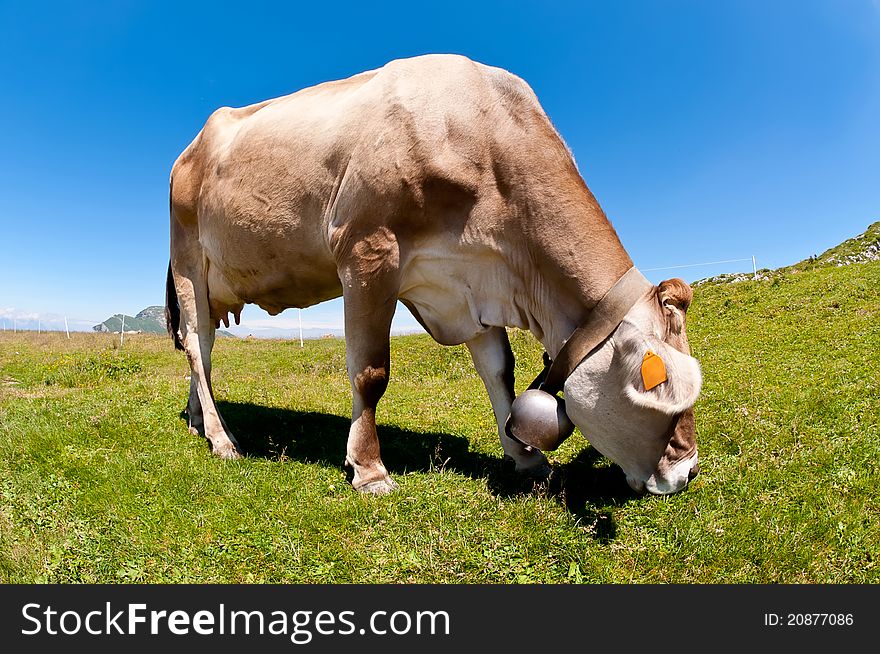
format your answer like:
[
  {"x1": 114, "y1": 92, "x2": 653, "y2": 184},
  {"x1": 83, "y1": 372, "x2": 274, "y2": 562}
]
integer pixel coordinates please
[
  {"x1": 785, "y1": 220, "x2": 880, "y2": 273},
  {"x1": 695, "y1": 220, "x2": 880, "y2": 286}
]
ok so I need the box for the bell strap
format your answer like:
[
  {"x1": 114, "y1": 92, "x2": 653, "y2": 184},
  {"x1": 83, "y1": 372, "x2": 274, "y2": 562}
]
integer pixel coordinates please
[
  {"x1": 540, "y1": 267, "x2": 653, "y2": 396},
  {"x1": 525, "y1": 352, "x2": 553, "y2": 391}
]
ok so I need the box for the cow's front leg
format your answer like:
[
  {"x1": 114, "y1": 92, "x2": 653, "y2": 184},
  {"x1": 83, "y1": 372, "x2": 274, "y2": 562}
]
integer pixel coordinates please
[
  {"x1": 171, "y1": 225, "x2": 242, "y2": 460},
  {"x1": 338, "y1": 251, "x2": 400, "y2": 495},
  {"x1": 466, "y1": 327, "x2": 550, "y2": 477}
]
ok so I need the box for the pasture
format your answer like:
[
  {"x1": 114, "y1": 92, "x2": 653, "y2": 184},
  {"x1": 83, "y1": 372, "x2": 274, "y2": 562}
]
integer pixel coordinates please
[{"x1": 1, "y1": 260, "x2": 877, "y2": 583}]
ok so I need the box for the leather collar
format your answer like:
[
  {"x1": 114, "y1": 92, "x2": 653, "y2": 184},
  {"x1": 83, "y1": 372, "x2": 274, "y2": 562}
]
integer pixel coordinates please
[{"x1": 539, "y1": 267, "x2": 653, "y2": 395}]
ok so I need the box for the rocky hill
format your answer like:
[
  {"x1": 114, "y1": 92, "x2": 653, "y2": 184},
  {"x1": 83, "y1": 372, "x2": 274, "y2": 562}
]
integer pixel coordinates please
[
  {"x1": 93, "y1": 306, "x2": 166, "y2": 334},
  {"x1": 787, "y1": 220, "x2": 880, "y2": 272},
  {"x1": 694, "y1": 220, "x2": 879, "y2": 286}
]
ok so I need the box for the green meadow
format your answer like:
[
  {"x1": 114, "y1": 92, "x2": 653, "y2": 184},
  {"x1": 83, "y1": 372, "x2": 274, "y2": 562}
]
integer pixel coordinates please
[{"x1": 1, "y1": 259, "x2": 877, "y2": 583}]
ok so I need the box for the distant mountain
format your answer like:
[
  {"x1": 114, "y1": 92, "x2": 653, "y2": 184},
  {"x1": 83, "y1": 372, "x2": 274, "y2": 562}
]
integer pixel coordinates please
[
  {"x1": 135, "y1": 305, "x2": 166, "y2": 325},
  {"x1": 93, "y1": 307, "x2": 166, "y2": 334},
  {"x1": 93, "y1": 305, "x2": 234, "y2": 337},
  {"x1": 695, "y1": 220, "x2": 880, "y2": 286}
]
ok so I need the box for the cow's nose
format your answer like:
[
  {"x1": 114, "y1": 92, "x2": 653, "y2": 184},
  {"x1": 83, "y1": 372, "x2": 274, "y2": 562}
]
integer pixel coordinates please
[{"x1": 688, "y1": 462, "x2": 700, "y2": 480}]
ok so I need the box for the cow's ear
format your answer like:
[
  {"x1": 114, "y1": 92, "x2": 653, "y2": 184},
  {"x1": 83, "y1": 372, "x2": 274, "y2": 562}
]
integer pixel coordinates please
[
  {"x1": 657, "y1": 278, "x2": 692, "y2": 336},
  {"x1": 618, "y1": 336, "x2": 702, "y2": 416}
]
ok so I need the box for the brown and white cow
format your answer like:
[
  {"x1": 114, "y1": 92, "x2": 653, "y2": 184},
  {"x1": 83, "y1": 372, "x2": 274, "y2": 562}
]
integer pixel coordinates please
[{"x1": 165, "y1": 54, "x2": 702, "y2": 496}]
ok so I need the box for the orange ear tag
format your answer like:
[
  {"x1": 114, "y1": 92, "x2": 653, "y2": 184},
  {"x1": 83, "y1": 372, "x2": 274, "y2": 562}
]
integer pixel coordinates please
[{"x1": 641, "y1": 350, "x2": 667, "y2": 391}]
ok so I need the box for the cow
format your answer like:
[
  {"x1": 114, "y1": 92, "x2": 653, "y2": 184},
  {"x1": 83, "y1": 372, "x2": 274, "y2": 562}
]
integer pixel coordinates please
[{"x1": 165, "y1": 54, "x2": 702, "y2": 496}]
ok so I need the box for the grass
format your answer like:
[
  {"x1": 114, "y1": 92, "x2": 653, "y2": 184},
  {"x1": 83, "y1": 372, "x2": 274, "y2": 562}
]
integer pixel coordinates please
[{"x1": 0, "y1": 259, "x2": 877, "y2": 583}]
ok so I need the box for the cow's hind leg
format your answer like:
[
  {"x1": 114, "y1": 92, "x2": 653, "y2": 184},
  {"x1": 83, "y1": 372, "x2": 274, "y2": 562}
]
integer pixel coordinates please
[
  {"x1": 170, "y1": 236, "x2": 242, "y2": 460},
  {"x1": 466, "y1": 327, "x2": 550, "y2": 477},
  {"x1": 185, "y1": 375, "x2": 204, "y2": 436},
  {"x1": 337, "y1": 251, "x2": 399, "y2": 495}
]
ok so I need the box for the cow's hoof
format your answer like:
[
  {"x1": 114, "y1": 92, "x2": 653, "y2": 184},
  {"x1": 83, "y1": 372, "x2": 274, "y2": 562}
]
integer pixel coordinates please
[
  {"x1": 504, "y1": 455, "x2": 552, "y2": 480},
  {"x1": 520, "y1": 461, "x2": 552, "y2": 480},
  {"x1": 213, "y1": 443, "x2": 243, "y2": 460},
  {"x1": 355, "y1": 478, "x2": 399, "y2": 496}
]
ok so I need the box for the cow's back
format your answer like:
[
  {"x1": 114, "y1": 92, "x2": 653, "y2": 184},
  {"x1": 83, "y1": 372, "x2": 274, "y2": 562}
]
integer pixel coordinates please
[{"x1": 170, "y1": 54, "x2": 580, "y2": 330}]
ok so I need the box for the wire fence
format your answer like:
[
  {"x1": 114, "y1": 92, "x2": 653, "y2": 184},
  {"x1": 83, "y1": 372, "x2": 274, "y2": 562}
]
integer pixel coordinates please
[
  {"x1": 0, "y1": 315, "x2": 105, "y2": 339},
  {"x1": 642, "y1": 256, "x2": 757, "y2": 275},
  {"x1": 0, "y1": 309, "x2": 310, "y2": 348}
]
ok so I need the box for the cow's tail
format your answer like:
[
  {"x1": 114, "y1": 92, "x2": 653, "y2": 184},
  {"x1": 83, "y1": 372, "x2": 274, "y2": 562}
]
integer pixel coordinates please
[{"x1": 165, "y1": 261, "x2": 184, "y2": 351}]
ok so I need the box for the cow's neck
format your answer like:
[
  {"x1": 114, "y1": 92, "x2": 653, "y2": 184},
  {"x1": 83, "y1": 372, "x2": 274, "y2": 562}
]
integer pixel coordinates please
[{"x1": 516, "y1": 184, "x2": 634, "y2": 359}]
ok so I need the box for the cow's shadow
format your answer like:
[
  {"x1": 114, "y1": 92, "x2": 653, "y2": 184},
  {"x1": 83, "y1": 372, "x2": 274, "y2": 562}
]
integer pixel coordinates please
[{"x1": 208, "y1": 401, "x2": 638, "y2": 543}]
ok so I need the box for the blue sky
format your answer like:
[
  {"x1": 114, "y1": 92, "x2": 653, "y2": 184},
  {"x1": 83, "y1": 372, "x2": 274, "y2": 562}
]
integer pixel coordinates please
[{"x1": 1, "y1": 1, "x2": 878, "y2": 335}]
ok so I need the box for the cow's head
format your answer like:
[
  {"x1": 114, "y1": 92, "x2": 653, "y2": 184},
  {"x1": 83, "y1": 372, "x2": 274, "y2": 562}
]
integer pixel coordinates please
[{"x1": 563, "y1": 278, "x2": 702, "y2": 495}]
